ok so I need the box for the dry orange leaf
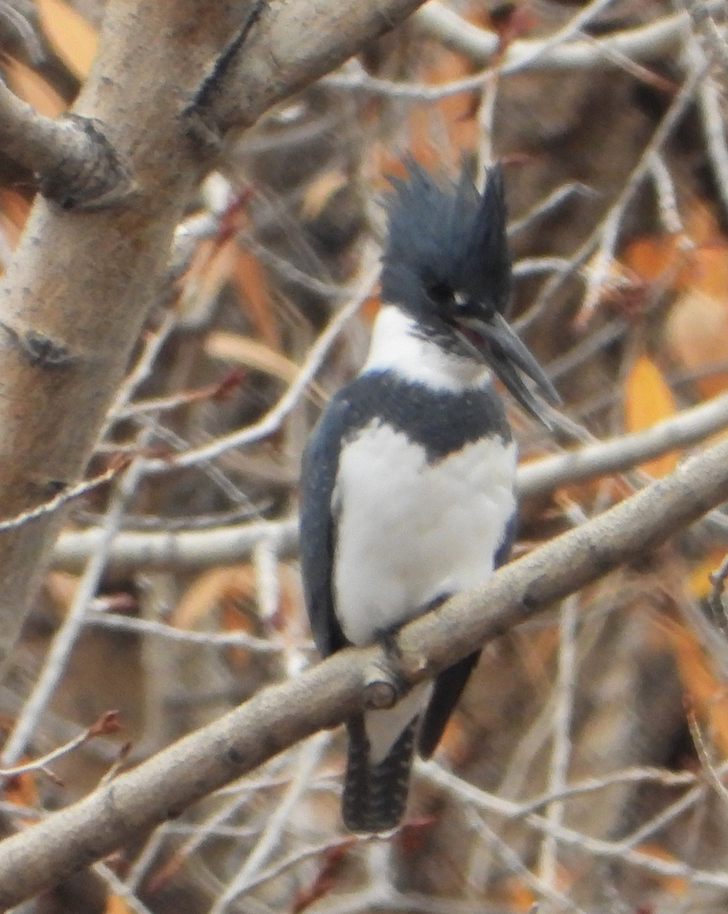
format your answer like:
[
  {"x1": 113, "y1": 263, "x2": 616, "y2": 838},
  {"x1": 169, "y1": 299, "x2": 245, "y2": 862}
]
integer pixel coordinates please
[
  {"x1": 232, "y1": 247, "x2": 280, "y2": 350},
  {"x1": 621, "y1": 234, "x2": 683, "y2": 285},
  {"x1": 497, "y1": 875, "x2": 536, "y2": 912},
  {"x1": 687, "y1": 546, "x2": 727, "y2": 599},
  {"x1": 622, "y1": 204, "x2": 728, "y2": 398},
  {"x1": 661, "y1": 617, "x2": 728, "y2": 757},
  {"x1": 206, "y1": 330, "x2": 327, "y2": 405},
  {"x1": 663, "y1": 204, "x2": 728, "y2": 397},
  {"x1": 104, "y1": 894, "x2": 135, "y2": 914},
  {"x1": 2, "y1": 768, "x2": 39, "y2": 810},
  {"x1": 179, "y1": 236, "x2": 237, "y2": 321},
  {"x1": 369, "y1": 4, "x2": 490, "y2": 182},
  {"x1": 633, "y1": 843, "x2": 687, "y2": 896},
  {"x1": 360, "y1": 287, "x2": 381, "y2": 324},
  {"x1": 667, "y1": 286, "x2": 728, "y2": 398},
  {"x1": 206, "y1": 331, "x2": 302, "y2": 384},
  {"x1": 173, "y1": 566, "x2": 257, "y2": 631},
  {"x1": 36, "y1": 0, "x2": 98, "y2": 81},
  {"x1": 301, "y1": 170, "x2": 349, "y2": 221},
  {"x1": 1, "y1": 56, "x2": 66, "y2": 116},
  {"x1": 0, "y1": 188, "x2": 32, "y2": 257},
  {"x1": 624, "y1": 353, "x2": 678, "y2": 477},
  {"x1": 173, "y1": 566, "x2": 259, "y2": 667}
]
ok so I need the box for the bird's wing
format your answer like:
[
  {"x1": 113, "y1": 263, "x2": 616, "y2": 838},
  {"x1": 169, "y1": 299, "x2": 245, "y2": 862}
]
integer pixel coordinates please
[{"x1": 299, "y1": 393, "x2": 351, "y2": 657}]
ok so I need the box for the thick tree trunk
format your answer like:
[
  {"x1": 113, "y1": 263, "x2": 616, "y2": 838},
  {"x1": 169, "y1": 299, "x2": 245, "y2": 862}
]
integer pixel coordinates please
[{"x1": 0, "y1": 0, "x2": 427, "y2": 676}]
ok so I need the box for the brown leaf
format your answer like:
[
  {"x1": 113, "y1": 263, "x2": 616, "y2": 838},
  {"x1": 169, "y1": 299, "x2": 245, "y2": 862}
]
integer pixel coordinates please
[
  {"x1": 205, "y1": 331, "x2": 304, "y2": 385},
  {"x1": 231, "y1": 246, "x2": 281, "y2": 350},
  {"x1": 623, "y1": 354, "x2": 678, "y2": 478},
  {"x1": 1, "y1": 56, "x2": 66, "y2": 116},
  {"x1": 660, "y1": 617, "x2": 728, "y2": 757},
  {"x1": 36, "y1": 0, "x2": 98, "y2": 81}
]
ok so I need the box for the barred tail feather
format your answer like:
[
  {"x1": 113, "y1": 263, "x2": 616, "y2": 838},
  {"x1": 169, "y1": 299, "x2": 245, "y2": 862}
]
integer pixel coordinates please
[{"x1": 342, "y1": 714, "x2": 417, "y2": 833}]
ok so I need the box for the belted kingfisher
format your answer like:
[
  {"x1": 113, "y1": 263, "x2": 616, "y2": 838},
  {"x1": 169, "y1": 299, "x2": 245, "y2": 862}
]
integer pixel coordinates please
[{"x1": 299, "y1": 162, "x2": 558, "y2": 833}]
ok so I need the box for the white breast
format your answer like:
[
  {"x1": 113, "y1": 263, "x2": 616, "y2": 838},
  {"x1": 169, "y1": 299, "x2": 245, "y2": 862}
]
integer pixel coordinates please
[{"x1": 332, "y1": 420, "x2": 517, "y2": 647}]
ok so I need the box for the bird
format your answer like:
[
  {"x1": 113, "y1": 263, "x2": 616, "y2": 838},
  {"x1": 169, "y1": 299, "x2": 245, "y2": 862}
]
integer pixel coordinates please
[{"x1": 298, "y1": 161, "x2": 559, "y2": 833}]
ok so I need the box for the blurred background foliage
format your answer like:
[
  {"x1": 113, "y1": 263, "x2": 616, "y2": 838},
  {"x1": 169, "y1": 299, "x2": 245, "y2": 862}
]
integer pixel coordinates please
[{"x1": 4, "y1": 0, "x2": 728, "y2": 912}]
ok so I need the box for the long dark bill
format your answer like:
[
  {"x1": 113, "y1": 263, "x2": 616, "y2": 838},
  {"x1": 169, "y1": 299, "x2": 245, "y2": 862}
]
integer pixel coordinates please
[{"x1": 464, "y1": 311, "x2": 560, "y2": 425}]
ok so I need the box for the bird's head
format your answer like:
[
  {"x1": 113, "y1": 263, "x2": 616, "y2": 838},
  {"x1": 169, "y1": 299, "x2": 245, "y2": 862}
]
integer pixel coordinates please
[{"x1": 380, "y1": 162, "x2": 559, "y2": 421}]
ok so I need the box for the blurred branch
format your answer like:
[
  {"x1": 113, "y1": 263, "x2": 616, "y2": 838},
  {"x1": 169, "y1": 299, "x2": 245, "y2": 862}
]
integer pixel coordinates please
[
  {"x1": 579, "y1": 60, "x2": 704, "y2": 324},
  {"x1": 52, "y1": 518, "x2": 298, "y2": 573},
  {"x1": 414, "y1": 1, "x2": 715, "y2": 70},
  {"x1": 0, "y1": 83, "x2": 131, "y2": 208},
  {"x1": 1, "y1": 437, "x2": 153, "y2": 768},
  {"x1": 3, "y1": 434, "x2": 728, "y2": 906},
  {"x1": 0, "y1": 0, "x2": 429, "y2": 683},
  {"x1": 185, "y1": 0, "x2": 431, "y2": 138},
  {"x1": 49, "y1": 390, "x2": 728, "y2": 572},
  {"x1": 421, "y1": 760, "x2": 728, "y2": 891},
  {"x1": 518, "y1": 389, "x2": 728, "y2": 495},
  {"x1": 143, "y1": 260, "x2": 378, "y2": 472}
]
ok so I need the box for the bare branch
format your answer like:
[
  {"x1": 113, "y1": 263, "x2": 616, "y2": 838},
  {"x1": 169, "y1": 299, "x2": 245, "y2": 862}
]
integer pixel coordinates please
[
  {"x1": 46, "y1": 389, "x2": 728, "y2": 573},
  {"x1": 187, "y1": 0, "x2": 431, "y2": 137},
  {"x1": 2, "y1": 433, "x2": 728, "y2": 906},
  {"x1": 422, "y1": 762, "x2": 728, "y2": 891},
  {"x1": 414, "y1": 1, "x2": 714, "y2": 70},
  {"x1": 0, "y1": 0, "x2": 430, "y2": 681},
  {"x1": 0, "y1": 84, "x2": 132, "y2": 208}
]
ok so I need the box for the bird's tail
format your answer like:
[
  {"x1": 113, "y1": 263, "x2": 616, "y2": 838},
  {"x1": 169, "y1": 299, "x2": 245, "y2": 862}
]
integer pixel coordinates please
[{"x1": 342, "y1": 714, "x2": 417, "y2": 833}]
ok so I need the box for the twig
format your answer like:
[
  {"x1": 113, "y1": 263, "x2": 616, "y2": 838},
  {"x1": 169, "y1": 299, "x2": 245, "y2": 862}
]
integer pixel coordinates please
[
  {"x1": 578, "y1": 60, "x2": 706, "y2": 324},
  {"x1": 467, "y1": 810, "x2": 584, "y2": 913},
  {"x1": 52, "y1": 518, "x2": 299, "y2": 573},
  {"x1": 508, "y1": 182, "x2": 596, "y2": 238},
  {"x1": 0, "y1": 466, "x2": 121, "y2": 533},
  {"x1": 209, "y1": 733, "x2": 330, "y2": 914},
  {"x1": 84, "y1": 608, "x2": 284, "y2": 652},
  {"x1": 1, "y1": 438, "x2": 151, "y2": 767},
  {"x1": 517, "y1": 766, "x2": 697, "y2": 816},
  {"x1": 685, "y1": 0, "x2": 728, "y2": 72},
  {"x1": 141, "y1": 261, "x2": 378, "y2": 472},
  {"x1": 125, "y1": 754, "x2": 291, "y2": 893},
  {"x1": 649, "y1": 153, "x2": 685, "y2": 236},
  {"x1": 538, "y1": 595, "x2": 578, "y2": 887},
  {"x1": 686, "y1": 708, "x2": 728, "y2": 812},
  {"x1": 414, "y1": 1, "x2": 712, "y2": 70},
  {"x1": 708, "y1": 552, "x2": 728, "y2": 620},
  {"x1": 0, "y1": 2, "x2": 45, "y2": 65},
  {"x1": 698, "y1": 68, "x2": 728, "y2": 216},
  {"x1": 518, "y1": 389, "x2": 728, "y2": 494},
  {"x1": 51, "y1": 389, "x2": 728, "y2": 573},
  {"x1": 4, "y1": 432, "x2": 728, "y2": 904},
  {"x1": 103, "y1": 309, "x2": 179, "y2": 435},
  {"x1": 93, "y1": 862, "x2": 155, "y2": 914},
  {"x1": 501, "y1": 0, "x2": 619, "y2": 75},
  {"x1": 0, "y1": 711, "x2": 121, "y2": 782},
  {"x1": 422, "y1": 761, "x2": 728, "y2": 890}
]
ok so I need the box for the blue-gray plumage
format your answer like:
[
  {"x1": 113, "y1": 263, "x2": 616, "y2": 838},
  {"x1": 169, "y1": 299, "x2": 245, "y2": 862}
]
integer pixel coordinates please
[{"x1": 299, "y1": 162, "x2": 558, "y2": 833}]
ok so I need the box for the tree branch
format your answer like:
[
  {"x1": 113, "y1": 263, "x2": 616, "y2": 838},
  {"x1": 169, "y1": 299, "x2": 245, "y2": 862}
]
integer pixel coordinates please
[
  {"x1": 413, "y1": 1, "x2": 718, "y2": 71},
  {"x1": 0, "y1": 0, "x2": 428, "y2": 679},
  {"x1": 187, "y1": 0, "x2": 431, "y2": 137},
  {"x1": 46, "y1": 388, "x2": 728, "y2": 573},
  {"x1": 0, "y1": 82, "x2": 131, "y2": 208},
  {"x1": 2, "y1": 433, "x2": 728, "y2": 908}
]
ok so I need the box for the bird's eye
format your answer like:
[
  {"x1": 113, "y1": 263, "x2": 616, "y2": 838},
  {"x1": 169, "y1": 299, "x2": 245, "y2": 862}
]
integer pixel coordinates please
[{"x1": 426, "y1": 280, "x2": 453, "y2": 308}]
